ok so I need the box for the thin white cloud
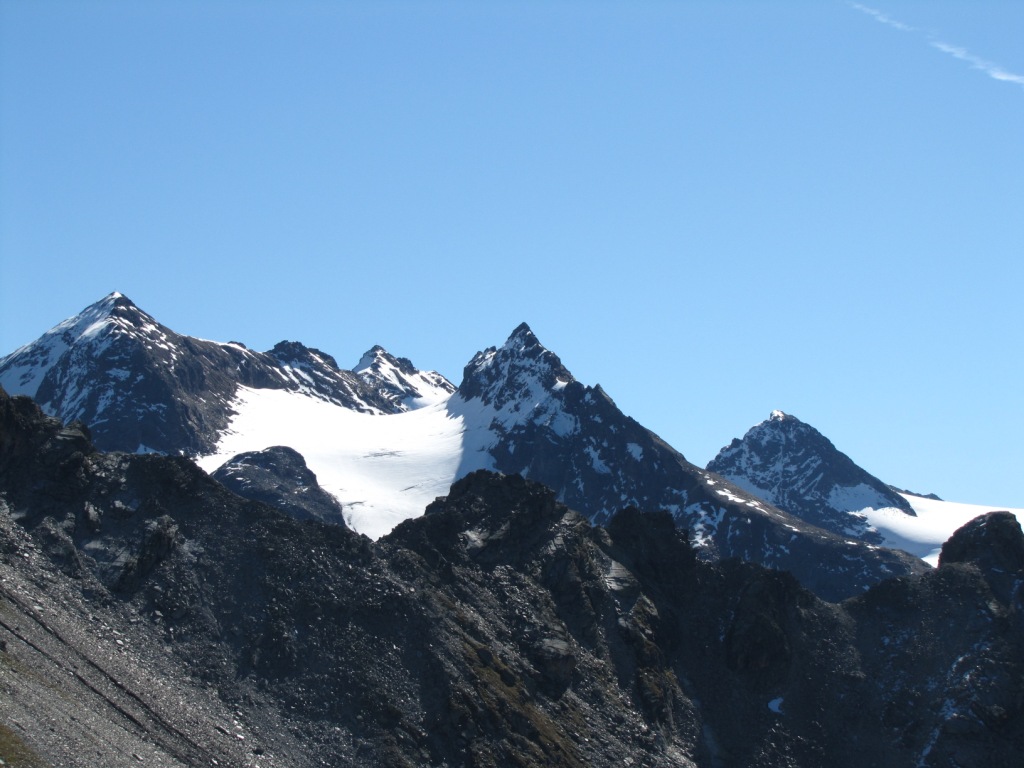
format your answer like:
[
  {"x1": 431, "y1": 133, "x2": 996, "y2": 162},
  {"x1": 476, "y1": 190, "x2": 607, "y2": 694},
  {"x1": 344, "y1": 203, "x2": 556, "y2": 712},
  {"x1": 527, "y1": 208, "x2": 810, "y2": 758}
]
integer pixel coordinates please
[
  {"x1": 931, "y1": 41, "x2": 1024, "y2": 88},
  {"x1": 850, "y1": 3, "x2": 914, "y2": 33},
  {"x1": 850, "y1": 3, "x2": 1024, "y2": 92}
]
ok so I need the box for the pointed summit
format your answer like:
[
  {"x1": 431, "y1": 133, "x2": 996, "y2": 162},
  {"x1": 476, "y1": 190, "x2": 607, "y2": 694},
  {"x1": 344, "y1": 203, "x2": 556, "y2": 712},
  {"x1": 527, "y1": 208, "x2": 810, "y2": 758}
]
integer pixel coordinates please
[
  {"x1": 500, "y1": 323, "x2": 550, "y2": 359},
  {"x1": 354, "y1": 344, "x2": 454, "y2": 409},
  {"x1": 506, "y1": 321, "x2": 537, "y2": 343},
  {"x1": 708, "y1": 411, "x2": 915, "y2": 544},
  {"x1": 457, "y1": 323, "x2": 574, "y2": 409},
  {"x1": 98, "y1": 290, "x2": 131, "y2": 306},
  {"x1": 0, "y1": 292, "x2": 157, "y2": 401},
  {"x1": 354, "y1": 344, "x2": 394, "y2": 374},
  {"x1": 76, "y1": 291, "x2": 148, "y2": 330}
]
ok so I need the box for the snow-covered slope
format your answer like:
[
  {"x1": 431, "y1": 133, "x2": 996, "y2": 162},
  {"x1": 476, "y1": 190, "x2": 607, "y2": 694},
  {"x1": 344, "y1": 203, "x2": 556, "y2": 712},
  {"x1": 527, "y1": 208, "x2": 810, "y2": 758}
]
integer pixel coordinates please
[
  {"x1": 868, "y1": 494, "x2": 1024, "y2": 566},
  {"x1": 196, "y1": 388, "x2": 471, "y2": 538}
]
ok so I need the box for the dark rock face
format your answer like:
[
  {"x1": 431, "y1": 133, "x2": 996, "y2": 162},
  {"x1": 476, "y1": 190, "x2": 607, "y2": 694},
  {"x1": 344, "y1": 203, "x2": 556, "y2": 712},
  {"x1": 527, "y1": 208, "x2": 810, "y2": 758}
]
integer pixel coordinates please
[
  {"x1": 211, "y1": 445, "x2": 348, "y2": 528},
  {"x1": 939, "y1": 511, "x2": 1024, "y2": 605},
  {"x1": 940, "y1": 511, "x2": 1024, "y2": 571},
  {"x1": 2, "y1": 386, "x2": 1023, "y2": 767},
  {"x1": 708, "y1": 410, "x2": 917, "y2": 543},
  {"x1": 457, "y1": 322, "x2": 575, "y2": 408}
]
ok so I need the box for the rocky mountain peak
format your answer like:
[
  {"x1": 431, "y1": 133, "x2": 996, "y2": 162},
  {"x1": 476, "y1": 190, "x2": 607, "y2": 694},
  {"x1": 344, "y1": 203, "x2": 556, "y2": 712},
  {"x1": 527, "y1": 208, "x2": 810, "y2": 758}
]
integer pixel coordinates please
[
  {"x1": 68, "y1": 291, "x2": 162, "y2": 344},
  {"x1": 354, "y1": 345, "x2": 417, "y2": 377},
  {"x1": 0, "y1": 294, "x2": 408, "y2": 455},
  {"x1": 268, "y1": 340, "x2": 341, "y2": 372},
  {"x1": 353, "y1": 345, "x2": 454, "y2": 409},
  {"x1": 0, "y1": 292, "x2": 161, "y2": 399},
  {"x1": 940, "y1": 511, "x2": 1024, "y2": 567},
  {"x1": 507, "y1": 320, "x2": 540, "y2": 345},
  {"x1": 93, "y1": 290, "x2": 135, "y2": 314},
  {"x1": 457, "y1": 324, "x2": 574, "y2": 409},
  {"x1": 708, "y1": 411, "x2": 915, "y2": 544},
  {"x1": 0, "y1": 293, "x2": 193, "y2": 435}
]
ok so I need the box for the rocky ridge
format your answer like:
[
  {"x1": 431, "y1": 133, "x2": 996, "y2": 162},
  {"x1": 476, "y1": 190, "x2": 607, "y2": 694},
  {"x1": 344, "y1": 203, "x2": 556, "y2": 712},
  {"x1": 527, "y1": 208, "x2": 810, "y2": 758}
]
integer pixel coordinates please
[
  {"x1": 450, "y1": 329, "x2": 927, "y2": 601},
  {"x1": 1, "y1": 388, "x2": 1023, "y2": 766},
  {"x1": 355, "y1": 345, "x2": 456, "y2": 408},
  {"x1": 0, "y1": 293, "x2": 451, "y2": 456}
]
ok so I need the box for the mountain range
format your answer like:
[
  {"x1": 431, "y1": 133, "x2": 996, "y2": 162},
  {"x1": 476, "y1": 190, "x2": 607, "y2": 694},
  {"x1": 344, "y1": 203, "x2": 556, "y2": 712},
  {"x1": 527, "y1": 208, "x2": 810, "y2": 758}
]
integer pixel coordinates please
[
  {"x1": 3, "y1": 293, "x2": 1024, "y2": 766},
  {"x1": 0, "y1": 292, "x2": 948, "y2": 602}
]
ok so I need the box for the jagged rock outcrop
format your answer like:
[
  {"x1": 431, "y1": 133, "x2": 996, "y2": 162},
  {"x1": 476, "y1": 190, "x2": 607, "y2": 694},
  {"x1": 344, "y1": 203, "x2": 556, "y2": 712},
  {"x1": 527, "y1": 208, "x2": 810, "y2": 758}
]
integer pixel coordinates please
[
  {"x1": 1, "y1": 386, "x2": 1022, "y2": 767},
  {"x1": 211, "y1": 445, "x2": 348, "y2": 527}
]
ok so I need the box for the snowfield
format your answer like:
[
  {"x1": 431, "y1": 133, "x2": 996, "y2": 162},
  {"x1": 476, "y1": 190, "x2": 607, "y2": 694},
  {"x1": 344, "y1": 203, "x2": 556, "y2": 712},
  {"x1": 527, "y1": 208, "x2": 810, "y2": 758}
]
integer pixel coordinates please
[
  {"x1": 196, "y1": 387, "x2": 487, "y2": 539},
  {"x1": 866, "y1": 494, "x2": 1024, "y2": 566},
  {"x1": 196, "y1": 389, "x2": 1024, "y2": 561}
]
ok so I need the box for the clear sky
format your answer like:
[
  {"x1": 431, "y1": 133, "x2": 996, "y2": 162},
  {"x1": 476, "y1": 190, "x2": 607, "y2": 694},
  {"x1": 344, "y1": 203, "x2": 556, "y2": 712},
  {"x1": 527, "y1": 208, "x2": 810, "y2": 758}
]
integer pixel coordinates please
[{"x1": 2, "y1": 1, "x2": 1022, "y2": 507}]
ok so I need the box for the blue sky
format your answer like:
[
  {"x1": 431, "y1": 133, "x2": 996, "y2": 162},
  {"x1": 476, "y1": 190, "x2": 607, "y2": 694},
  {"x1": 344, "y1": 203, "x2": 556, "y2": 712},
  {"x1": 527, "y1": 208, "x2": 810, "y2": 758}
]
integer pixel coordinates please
[{"x1": 2, "y1": 1, "x2": 1022, "y2": 507}]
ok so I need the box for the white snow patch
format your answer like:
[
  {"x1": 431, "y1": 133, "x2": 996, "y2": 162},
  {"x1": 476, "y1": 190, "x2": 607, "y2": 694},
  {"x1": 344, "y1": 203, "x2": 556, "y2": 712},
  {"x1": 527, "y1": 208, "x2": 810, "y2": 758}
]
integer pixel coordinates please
[
  {"x1": 547, "y1": 409, "x2": 579, "y2": 437},
  {"x1": 586, "y1": 446, "x2": 611, "y2": 475},
  {"x1": 197, "y1": 387, "x2": 469, "y2": 539},
  {"x1": 713, "y1": 488, "x2": 746, "y2": 504},
  {"x1": 603, "y1": 559, "x2": 637, "y2": 593},
  {"x1": 626, "y1": 443, "x2": 643, "y2": 461},
  {"x1": 689, "y1": 504, "x2": 727, "y2": 548},
  {"x1": 827, "y1": 482, "x2": 891, "y2": 513}
]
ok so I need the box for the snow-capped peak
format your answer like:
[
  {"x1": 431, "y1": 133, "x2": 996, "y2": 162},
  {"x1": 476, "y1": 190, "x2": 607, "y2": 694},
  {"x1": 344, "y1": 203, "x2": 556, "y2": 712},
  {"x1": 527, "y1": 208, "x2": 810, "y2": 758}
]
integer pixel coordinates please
[
  {"x1": 354, "y1": 345, "x2": 392, "y2": 374},
  {"x1": 505, "y1": 321, "x2": 541, "y2": 349},
  {"x1": 0, "y1": 292, "x2": 167, "y2": 401},
  {"x1": 354, "y1": 345, "x2": 455, "y2": 409},
  {"x1": 708, "y1": 411, "x2": 916, "y2": 546},
  {"x1": 458, "y1": 324, "x2": 574, "y2": 410}
]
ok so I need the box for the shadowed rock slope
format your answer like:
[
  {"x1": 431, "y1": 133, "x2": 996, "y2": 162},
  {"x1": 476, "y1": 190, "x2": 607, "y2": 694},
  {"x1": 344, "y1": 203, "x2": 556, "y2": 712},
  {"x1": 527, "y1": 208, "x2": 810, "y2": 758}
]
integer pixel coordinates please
[
  {"x1": 211, "y1": 445, "x2": 348, "y2": 527},
  {"x1": 1, "y1": 388, "x2": 1022, "y2": 767}
]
